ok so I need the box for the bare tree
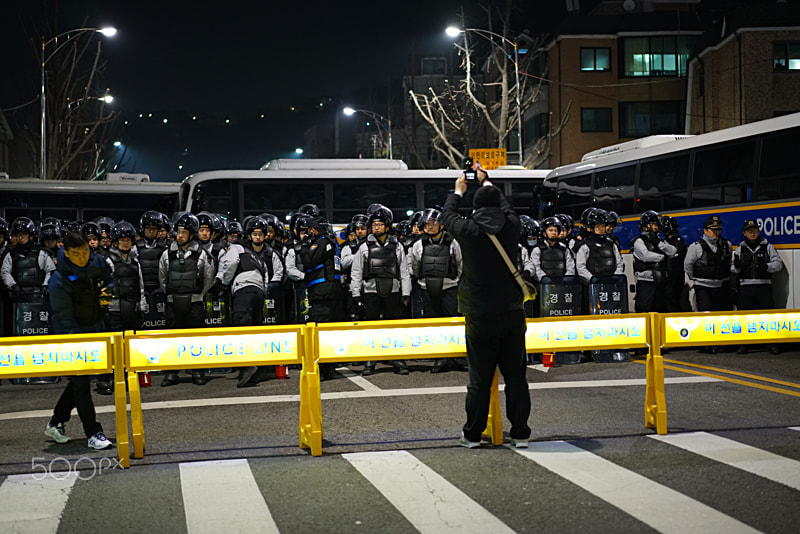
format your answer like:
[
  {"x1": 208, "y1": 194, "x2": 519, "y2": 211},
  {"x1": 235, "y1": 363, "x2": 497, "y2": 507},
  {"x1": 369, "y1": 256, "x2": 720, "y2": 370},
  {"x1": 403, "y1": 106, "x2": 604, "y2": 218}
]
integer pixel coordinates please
[
  {"x1": 7, "y1": 12, "x2": 119, "y2": 180},
  {"x1": 409, "y1": 1, "x2": 569, "y2": 169}
]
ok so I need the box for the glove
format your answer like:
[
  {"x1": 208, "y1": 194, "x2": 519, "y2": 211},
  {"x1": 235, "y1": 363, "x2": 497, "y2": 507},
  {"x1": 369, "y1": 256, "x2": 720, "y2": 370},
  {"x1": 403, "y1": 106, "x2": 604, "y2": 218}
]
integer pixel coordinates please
[
  {"x1": 9, "y1": 285, "x2": 20, "y2": 300},
  {"x1": 139, "y1": 301, "x2": 150, "y2": 315},
  {"x1": 41, "y1": 286, "x2": 49, "y2": 298},
  {"x1": 207, "y1": 279, "x2": 225, "y2": 298},
  {"x1": 350, "y1": 297, "x2": 363, "y2": 316}
]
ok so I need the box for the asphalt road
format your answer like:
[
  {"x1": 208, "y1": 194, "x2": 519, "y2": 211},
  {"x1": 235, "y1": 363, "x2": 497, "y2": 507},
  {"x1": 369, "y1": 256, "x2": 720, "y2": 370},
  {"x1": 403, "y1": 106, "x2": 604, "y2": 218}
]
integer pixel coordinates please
[{"x1": 1, "y1": 346, "x2": 799, "y2": 532}]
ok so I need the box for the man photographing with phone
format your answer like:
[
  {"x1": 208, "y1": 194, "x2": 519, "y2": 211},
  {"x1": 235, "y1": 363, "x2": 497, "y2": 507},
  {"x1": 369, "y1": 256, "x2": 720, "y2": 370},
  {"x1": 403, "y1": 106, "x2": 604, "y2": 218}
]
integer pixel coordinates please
[{"x1": 441, "y1": 161, "x2": 531, "y2": 449}]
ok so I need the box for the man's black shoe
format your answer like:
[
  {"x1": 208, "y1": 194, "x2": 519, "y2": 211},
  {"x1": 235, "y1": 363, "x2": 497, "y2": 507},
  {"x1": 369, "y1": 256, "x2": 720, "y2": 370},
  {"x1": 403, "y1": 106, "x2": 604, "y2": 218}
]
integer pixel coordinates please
[
  {"x1": 431, "y1": 360, "x2": 451, "y2": 373},
  {"x1": 161, "y1": 373, "x2": 179, "y2": 387},
  {"x1": 451, "y1": 358, "x2": 469, "y2": 372},
  {"x1": 393, "y1": 361, "x2": 409, "y2": 375},
  {"x1": 362, "y1": 363, "x2": 375, "y2": 376},
  {"x1": 736, "y1": 345, "x2": 748, "y2": 355},
  {"x1": 237, "y1": 366, "x2": 258, "y2": 388},
  {"x1": 191, "y1": 371, "x2": 206, "y2": 386}
]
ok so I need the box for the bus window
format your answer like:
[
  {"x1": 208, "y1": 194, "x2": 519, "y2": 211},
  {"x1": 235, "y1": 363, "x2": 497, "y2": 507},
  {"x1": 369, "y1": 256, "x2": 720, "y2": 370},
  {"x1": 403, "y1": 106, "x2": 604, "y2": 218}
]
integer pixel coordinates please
[
  {"x1": 510, "y1": 183, "x2": 541, "y2": 218},
  {"x1": 423, "y1": 183, "x2": 476, "y2": 216},
  {"x1": 192, "y1": 180, "x2": 233, "y2": 218},
  {"x1": 594, "y1": 165, "x2": 635, "y2": 213},
  {"x1": 332, "y1": 182, "x2": 415, "y2": 222},
  {"x1": 243, "y1": 182, "x2": 324, "y2": 218},
  {"x1": 693, "y1": 141, "x2": 755, "y2": 188},
  {"x1": 758, "y1": 127, "x2": 800, "y2": 200},
  {"x1": 557, "y1": 173, "x2": 592, "y2": 218}
]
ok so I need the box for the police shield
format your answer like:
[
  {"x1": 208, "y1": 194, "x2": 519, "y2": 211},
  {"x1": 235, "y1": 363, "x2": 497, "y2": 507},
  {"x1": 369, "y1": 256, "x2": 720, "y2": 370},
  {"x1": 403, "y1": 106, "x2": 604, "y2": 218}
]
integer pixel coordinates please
[
  {"x1": 204, "y1": 293, "x2": 229, "y2": 327},
  {"x1": 14, "y1": 291, "x2": 50, "y2": 336},
  {"x1": 141, "y1": 289, "x2": 167, "y2": 330},
  {"x1": 264, "y1": 281, "x2": 284, "y2": 325},
  {"x1": 588, "y1": 278, "x2": 630, "y2": 362},
  {"x1": 539, "y1": 280, "x2": 583, "y2": 364},
  {"x1": 293, "y1": 283, "x2": 310, "y2": 324}
]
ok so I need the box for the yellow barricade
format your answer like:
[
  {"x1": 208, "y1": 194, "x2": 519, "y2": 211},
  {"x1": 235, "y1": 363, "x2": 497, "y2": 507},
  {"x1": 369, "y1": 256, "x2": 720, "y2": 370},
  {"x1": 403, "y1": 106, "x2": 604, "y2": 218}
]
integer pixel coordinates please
[
  {"x1": 122, "y1": 324, "x2": 306, "y2": 465},
  {"x1": 0, "y1": 332, "x2": 129, "y2": 468},
  {"x1": 659, "y1": 309, "x2": 800, "y2": 348}
]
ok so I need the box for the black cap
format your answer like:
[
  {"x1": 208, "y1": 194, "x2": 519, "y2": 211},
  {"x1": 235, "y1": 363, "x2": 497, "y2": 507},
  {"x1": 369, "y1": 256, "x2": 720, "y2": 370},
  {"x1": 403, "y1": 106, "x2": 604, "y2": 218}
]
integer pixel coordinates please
[
  {"x1": 473, "y1": 185, "x2": 502, "y2": 209},
  {"x1": 743, "y1": 219, "x2": 758, "y2": 231},
  {"x1": 703, "y1": 215, "x2": 722, "y2": 230}
]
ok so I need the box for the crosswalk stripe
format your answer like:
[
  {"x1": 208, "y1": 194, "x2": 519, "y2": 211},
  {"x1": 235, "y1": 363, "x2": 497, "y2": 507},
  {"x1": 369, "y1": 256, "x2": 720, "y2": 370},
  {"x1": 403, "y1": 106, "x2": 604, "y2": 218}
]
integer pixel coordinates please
[
  {"x1": 649, "y1": 431, "x2": 800, "y2": 490},
  {"x1": 515, "y1": 441, "x2": 758, "y2": 534},
  {"x1": 179, "y1": 459, "x2": 278, "y2": 534},
  {"x1": 788, "y1": 426, "x2": 800, "y2": 432},
  {"x1": 343, "y1": 450, "x2": 515, "y2": 533},
  {"x1": 0, "y1": 472, "x2": 78, "y2": 533}
]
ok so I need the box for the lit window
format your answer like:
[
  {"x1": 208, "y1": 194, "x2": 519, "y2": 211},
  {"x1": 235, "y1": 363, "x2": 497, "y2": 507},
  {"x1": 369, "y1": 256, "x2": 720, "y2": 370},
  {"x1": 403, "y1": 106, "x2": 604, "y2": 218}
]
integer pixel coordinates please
[
  {"x1": 621, "y1": 36, "x2": 696, "y2": 77},
  {"x1": 580, "y1": 48, "x2": 611, "y2": 71},
  {"x1": 421, "y1": 57, "x2": 446, "y2": 75},
  {"x1": 773, "y1": 42, "x2": 800, "y2": 71}
]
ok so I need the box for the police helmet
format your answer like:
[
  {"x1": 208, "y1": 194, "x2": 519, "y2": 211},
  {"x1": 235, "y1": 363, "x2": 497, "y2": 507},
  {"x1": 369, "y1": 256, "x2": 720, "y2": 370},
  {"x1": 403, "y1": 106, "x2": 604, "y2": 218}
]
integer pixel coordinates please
[
  {"x1": 245, "y1": 216, "x2": 269, "y2": 235},
  {"x1": 395, "y1": 220, "x2": 412, "y2": 237},
  {"x1": 110, "y1": 221, "x2": 137, "y2": 242},
  {"x1": 607, "y1": 211, "x2": 621, "y2": 226},
  {"x1": 366, "y1": 203, "x2": 383, "y2": 217},
  {"x1": 64, "y1": 220, "x2": 82, "y2": 234},
  {"x1": 660, "y1": 215, "x2": 679, "y2": 235},
  {"x1": 410, "y1": 210, "x2": 425, "y2": 230},
  {"x1": 0, "y1": 217, "x2": 9, "y2": 238},
  {"x1": 580, "y1": 207, "x2": 597, "y2": 226},
  {"x1": 81, "y1": 221, "x2": 102, "y2": 239},
  {"x1": 227, "y1": 220, "x2": 244, "y2": 236},
  {"x1": 159, "y1": 213, "x2": 171, "y2": 230},
  {"x1": 521, "y1": 217, "x2": 542, "y2": 239},
  {"x1": 140, "y1": 210, "x2": 164, "y2": 231},
  {"x1": 292, "y1": 213, "x2": 313, "y2": 236},
  {"x1": 40, "y1": 222, "x2": 62, "y2": 242},
  {"x1": 11, "y1": 217, "x2": 37, "y2": 237},
  {"x1": 586, "y1": 209, "x2": 609, "y2": 228},
  {"x1": 197, "y1": 211, "x2": 222, "y2": 233},
  {"x1": 174, "y1": 213, "x2": 200, "y2": 235},
  {"x1": 419, "y1": 208, "x2": 442, "y2": 227},
  {"x1": 639, "y1": 210, "x2": 661, "y2": 231},
  {"x1": 555, "y1": 214, "x2": 572, "y2": 233},
  {"x1": 297, "y1": 203, "x2": 320, "y2": 217},
  {"x1": 541, "y1": 216, "x2": 563, "y2": 233},
  {"x1": 94, "y1": 216, "x2": 115, "y2": 236},
  {"x1": 351, "y1": 213, "x2": 369, "y2": 229},
  {"x1": 367, "y1": 205, "x2": 393, "y2": 228}
]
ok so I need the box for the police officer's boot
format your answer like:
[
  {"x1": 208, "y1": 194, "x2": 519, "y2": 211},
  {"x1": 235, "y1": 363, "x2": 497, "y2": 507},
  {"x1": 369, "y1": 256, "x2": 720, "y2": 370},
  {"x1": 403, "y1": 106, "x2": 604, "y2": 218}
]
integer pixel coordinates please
[
  {"x1": 393, "y1": 360, "x2": 409, "y2": 375},
  {"x1": 95, "y1": 374, "x2": 113, "y2": 395},
  {"x1": 431, "y1": 359, "x2": 451, "y2": 373},
  {"x1": 362, "y1": 361, "x2": 376, "y2": 376},
  {"x1": 191, "y1": 370, "x2": 206, "y2": 386},
  {"x1": 161, "y1": 372, "x2": 180, "y2": 387}
]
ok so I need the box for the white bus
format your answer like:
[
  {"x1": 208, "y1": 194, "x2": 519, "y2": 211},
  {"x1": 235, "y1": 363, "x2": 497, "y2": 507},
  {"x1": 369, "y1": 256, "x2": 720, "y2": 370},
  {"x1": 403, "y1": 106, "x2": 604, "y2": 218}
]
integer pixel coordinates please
[
  {"x1": 178, "y1": 159, "x2": 550, "y2": 224},
  {"x1": 0, "y1": 174, "x2": 179, "y2": 223}
]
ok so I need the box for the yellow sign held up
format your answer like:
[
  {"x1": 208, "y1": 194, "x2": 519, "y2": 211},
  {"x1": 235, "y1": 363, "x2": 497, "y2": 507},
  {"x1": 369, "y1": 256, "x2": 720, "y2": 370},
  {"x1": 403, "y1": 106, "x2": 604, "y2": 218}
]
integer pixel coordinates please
[{"x1": 469, "y1": 148, "x2": 507, "y2": 170}]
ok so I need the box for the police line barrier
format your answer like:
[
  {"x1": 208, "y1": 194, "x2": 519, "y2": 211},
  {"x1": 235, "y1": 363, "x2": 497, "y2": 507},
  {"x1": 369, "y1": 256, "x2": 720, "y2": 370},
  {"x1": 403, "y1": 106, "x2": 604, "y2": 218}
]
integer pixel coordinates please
[
  {"x1": 122, "y1": 324, "x2": 307, "y2": 465},
  {"x1": 0, "y1": 332, "x2": 130, "y2": 468}
]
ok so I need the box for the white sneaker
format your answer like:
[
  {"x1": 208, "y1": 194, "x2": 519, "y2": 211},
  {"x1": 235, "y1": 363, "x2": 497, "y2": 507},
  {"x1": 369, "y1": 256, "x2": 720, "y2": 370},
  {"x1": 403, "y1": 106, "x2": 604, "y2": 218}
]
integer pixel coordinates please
[
  {"x1": 510, "y1": 438, "x2": 529, "y2": 448},
  {"x1": 458, "y1": 433, "x2": 481, "y2": 449},
  {"x1": 45, "y1": 423, "x2": 70, "y2": 444},
  {"x1": 88, "y1": 432, "x2": 112, "y2": 450}
]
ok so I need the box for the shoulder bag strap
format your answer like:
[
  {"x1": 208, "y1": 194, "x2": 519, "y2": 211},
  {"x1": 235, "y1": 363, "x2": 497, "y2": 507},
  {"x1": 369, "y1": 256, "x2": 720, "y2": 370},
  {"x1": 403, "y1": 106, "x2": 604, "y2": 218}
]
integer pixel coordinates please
[{"x1": 487, "y1": 233, "x2": 530, "y2": 295}]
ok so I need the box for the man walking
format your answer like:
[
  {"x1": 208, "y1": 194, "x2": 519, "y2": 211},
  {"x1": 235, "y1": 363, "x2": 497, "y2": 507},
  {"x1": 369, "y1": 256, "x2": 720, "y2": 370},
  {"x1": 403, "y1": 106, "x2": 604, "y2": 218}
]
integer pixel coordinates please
[{"x1": 441, "y1": 163, "x2": 531, "y2": 449}]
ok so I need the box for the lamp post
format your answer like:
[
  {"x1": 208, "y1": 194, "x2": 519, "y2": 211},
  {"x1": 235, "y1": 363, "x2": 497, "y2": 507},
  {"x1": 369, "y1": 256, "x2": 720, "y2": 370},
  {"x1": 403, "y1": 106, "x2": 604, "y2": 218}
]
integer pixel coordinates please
[
  {"x1": 342, "y1": 107, "x2": 393, "y2": 159},
  {"x1": 446, "y1": 25, "x2": 524, "y2": 166},
  {"x1": 40, "y1": 26, "x2": 116, "y2": 180}
]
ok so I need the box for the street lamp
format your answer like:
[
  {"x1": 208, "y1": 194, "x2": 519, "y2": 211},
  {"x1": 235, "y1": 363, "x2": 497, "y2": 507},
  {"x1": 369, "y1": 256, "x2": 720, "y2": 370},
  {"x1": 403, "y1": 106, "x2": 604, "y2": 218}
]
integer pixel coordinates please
[
  {"x1": 342, "y1": 107, "x2": 393, "y2": 159},
  {"x1": 41, "y1": 26, "x2": 116, "y2": 179},
  {"x1": 446, "y1": 25, "x2": 524, "y2": 166}
]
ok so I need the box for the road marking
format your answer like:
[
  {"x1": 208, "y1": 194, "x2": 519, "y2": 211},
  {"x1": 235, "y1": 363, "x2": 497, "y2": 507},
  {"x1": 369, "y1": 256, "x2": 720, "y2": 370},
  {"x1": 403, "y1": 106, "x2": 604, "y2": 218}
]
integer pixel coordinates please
[
  {"x1": 649, "y1": 431, "x2": 800, "y2": 490},
  {"x1": 179, "y1": 459, "x2": 278, "y2": 534},
  {"x1": 343, "y1": 450, "x2": 514, "y2": 533},
  {"x1": 0, "y1": 472, "x2": 78, "y2": 533},
  {"x1": 789, "y1": 426, "x2": 800, "y2": 432},
  {"x1": 334, "y1": 366, "x2": 382, "y2": 391},
  {"x1": 515, "y1": 441, "x2": 758, "y2": 534},
  {"x1": 662, "y1": 358, "x2": 800, "y2": 389},
  {"x1": 0, "y1": 376, "x2": 719, "y2": 421},
  {"x1": 528, "y1": 364, "x2": 551, "y2": 373}
]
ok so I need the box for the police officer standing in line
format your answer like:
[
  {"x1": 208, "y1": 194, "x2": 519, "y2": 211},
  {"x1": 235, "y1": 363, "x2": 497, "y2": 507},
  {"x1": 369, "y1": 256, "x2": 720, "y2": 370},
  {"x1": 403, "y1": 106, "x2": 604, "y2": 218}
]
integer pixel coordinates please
[
  {"x1": 575, "y1": 209, "x2": 624, "y2": 285},
  {"x1": 732, "y1": 219, "x2": 784, "y2": 355},
  {"x1": 294, "y1": 215, "x2": 344, "y2": 380},
  {"x1": 684, "y1": 215, "x2": 733, "y2": 353},
  {"x1": 97, "y1": 221, "x2": 148, "y2": 395},
  {"x1": 44, "y1": 230, "x2": 113, "y2": 450},
  {"x1": 340, "y1": 214, "x2": 369, "y2": 319},
  {"x1": 1, "y1": 217, "x2": 56, "y2": 335},
  {"x1": 410, "y1": 207, "x2": 465, "y2": 373},
  {"x1": 527, "y1": 216, "x2": 576, "y2": 283},
  {"x1": 0, "y1": 218, "x2": 9, "y2": 337},
  {"x1": 40, "y1": 218, "x2": 63, "y2": 262},
  {"x1": 661, "y1": 215, "x2": 689, "y2": 312},
  {"x1": 136, "y1": 211, "x2": 169, "y2": 329},
  {"x1": 248, "y1": 217, "x2": 284, "y2": 326},
  {"x1": 630, "y1": 210, "x2": 676, "y2": 313},
  {"x1": 212, "y1": 216, "x2": 270, "y2": 387},
  {"x1": 158, "y1": 213, "x2": 215, "y2": 386},
  {"x1": 441, "y1": 162, "x2": 531, "y2": 449},
  {"x1": 350, "y1": 205, "x2": 412, "y2": 376}
]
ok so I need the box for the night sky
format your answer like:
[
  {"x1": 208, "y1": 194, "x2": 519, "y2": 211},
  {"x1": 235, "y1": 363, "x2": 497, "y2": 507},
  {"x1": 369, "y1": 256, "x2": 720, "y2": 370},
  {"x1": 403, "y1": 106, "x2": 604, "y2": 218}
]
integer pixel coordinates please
[{"x1": 2, "y1": 0, "x2": 569, "y2": 180}]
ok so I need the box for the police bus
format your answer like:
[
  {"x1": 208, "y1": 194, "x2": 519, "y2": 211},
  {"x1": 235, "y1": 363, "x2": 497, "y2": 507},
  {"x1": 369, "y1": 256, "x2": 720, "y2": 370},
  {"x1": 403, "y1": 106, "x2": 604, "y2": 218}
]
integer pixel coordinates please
[
  {"x1": 541, "y1": 111, "x2": 800, "y2": 308},
  {"x1": 0, "y1": 173, "x2": 179, "y2": 223},
  {"x1": 177, "y1": 158, "x2": 549, "y2": 225}
]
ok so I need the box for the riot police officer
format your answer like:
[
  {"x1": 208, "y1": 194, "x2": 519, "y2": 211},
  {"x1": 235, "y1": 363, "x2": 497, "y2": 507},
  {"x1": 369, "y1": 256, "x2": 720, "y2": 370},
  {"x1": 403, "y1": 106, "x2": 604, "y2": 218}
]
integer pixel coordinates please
[
  {"x1": 226, "y1": 220, "x2": 243, "y2": 244},
  {"x1": 527, "y1": 216, "x2": 576, "y2": 283},
  {"x1": 158, "y1": 213, "x2": 215, "y2": 386},
  {"x1": 97, "y1": 221, "x2": 147, "y2": 394},
  {"x1": 247, "y1": 216, "x2": 284, "y2": 326},
  {"x1": 81, "y1": 221, "x2": 103, "y2": 255},
  {"x1": 732, "y1": 219, "x2": 784, "y2": 354},
  {"x1": 350, "y1": 205, "x2": 412, "y2": 375},
  {"x1": 136, "y1": 211, "x2": 169, "y2": 329},
  {"x1": 575, "y1": 209, "x2": 624, "y2": 284},
  {"x1": 1, "y1": 217, "x2": 56, "y2": 336},
  {"x1": 410, "y1": 208, "x2": 464, "y2": 373},
  {"x1": 95, "y1": 216, "x2": 114, "y2": 256},
  {"x1": 40, "y1": 218, "x2": 63, "y2": 262},
  {"x1": 630, "y1": 210, "x2": 676, "y2": 313},
  {"x1": 660, "y1": 215, "x2": 688, "y2": 312},
  {"x1": 341, "y1": 214, "x2": 369, "y2": 319}
]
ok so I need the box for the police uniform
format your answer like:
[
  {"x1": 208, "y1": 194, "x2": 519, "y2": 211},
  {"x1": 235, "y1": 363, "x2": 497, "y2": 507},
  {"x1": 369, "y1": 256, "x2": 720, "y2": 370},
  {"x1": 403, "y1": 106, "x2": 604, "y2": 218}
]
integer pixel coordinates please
[
  {"x1": 684, "y1": 215, "x2": 733, "y2": 313},
  {"x1": 630, "y1": 212, "x2": 676, "y2": 313},
  {"x1": 661, "y1": 216, "x2": 688, "y2": 312},
  {"x1": 575, "y1": 232, "x2": 624, "y2": 284},
  {"x1": 527, "y1": 239, "x2": 576, "y2": 283}
]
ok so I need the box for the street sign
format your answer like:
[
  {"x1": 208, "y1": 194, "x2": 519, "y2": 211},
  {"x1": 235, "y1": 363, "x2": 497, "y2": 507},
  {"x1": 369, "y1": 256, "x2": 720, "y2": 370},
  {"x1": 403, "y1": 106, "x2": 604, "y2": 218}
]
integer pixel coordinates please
[{"x1": 468, "y1": 149, "x2": 507, "y2": 170}]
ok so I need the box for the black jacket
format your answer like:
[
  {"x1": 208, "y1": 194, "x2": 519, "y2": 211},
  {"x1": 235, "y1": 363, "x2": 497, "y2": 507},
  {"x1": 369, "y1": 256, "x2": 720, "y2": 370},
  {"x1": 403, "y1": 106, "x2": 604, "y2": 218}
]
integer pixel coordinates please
[
  {"x1": 441, "y1": 189, "x2": 523, "y2": 315},
  {"x1": 48, "y1": 249, "x2": 114, "y2": 334}
]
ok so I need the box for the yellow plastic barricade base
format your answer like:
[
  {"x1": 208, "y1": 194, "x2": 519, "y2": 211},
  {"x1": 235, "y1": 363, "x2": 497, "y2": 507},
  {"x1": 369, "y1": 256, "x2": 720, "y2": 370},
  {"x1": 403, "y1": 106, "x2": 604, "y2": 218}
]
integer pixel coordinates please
[
  {"x1": 645, "y1": 314, "x2": 667, "y2": 435},
  {"x1": 299, "y1": 324, "x2": 323, "y2": 456},
  {"x1": 112, "y1": 335, "x2": 130, "y2": 468},
  {"x1": 128, "y1": 369, "x2": 145, "y2": 459},
  {"x1": 483, "y1": 370, "x2": 503, "y2": 445}
]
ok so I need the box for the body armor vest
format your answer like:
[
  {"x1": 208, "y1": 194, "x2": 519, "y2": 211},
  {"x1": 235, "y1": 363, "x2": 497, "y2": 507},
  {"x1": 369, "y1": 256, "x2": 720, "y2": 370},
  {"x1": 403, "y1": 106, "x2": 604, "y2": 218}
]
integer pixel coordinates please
[
  {"x1": 420, "y1": 234, "x2": 456, "y2": 297},
  {"x1": 740, "y1": 241, "x2": 770, "y2": 281},
  {"x1": 166, "y1": 247, "x2": 201, "y2": 295},
  {"x1": 305, "y1": 238, "x2": 341, "y2": 288},
  {"x1": 693, "y1": 239, "x2": 731, "y2": 280},
  {"x1": 366, "y1": 238, "x2": 399, "y2": 279},
  {"x1": 136, "y1": 238, "x2": 166, "y2": 287},
  {"x1": 538, "y1": 242, "x2": 567, "y2": 276},
  {"x1": 585, "y1": 235, "x2": 616, "y2": 276},
  {"x1": 632, "y1": 233, "x2": 667, "y2": 273},
  {"x1": 11, "y1": 246, "x2": 44, "y2": 287},
  {"x1": 109, "y1": 253, "x2": 141, "y2": 301},
  {"x1": 251, "y1": 244, "x2": 274, "y2": 281}
]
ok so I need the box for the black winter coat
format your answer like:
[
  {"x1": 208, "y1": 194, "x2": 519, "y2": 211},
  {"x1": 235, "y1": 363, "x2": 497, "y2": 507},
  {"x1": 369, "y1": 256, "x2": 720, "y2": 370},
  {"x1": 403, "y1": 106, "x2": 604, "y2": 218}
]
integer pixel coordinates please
[{"x1": 48, "y1": 249, "x2": 114, "y2": 334}]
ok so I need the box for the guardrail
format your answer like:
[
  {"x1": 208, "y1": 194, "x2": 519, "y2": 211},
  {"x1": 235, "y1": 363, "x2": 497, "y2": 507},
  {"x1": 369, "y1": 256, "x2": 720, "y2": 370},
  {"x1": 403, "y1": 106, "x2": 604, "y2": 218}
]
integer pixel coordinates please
[{"x1": 0, "y1": 332, "x2": 129, "y2": 467}]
